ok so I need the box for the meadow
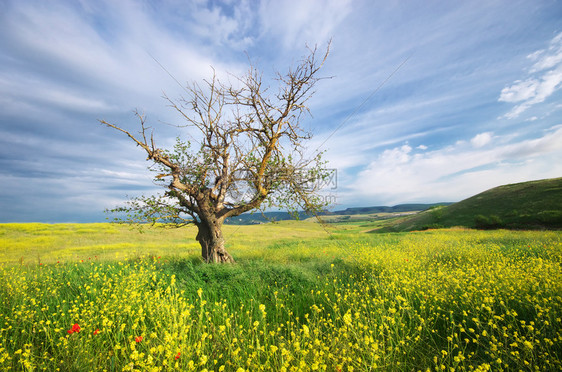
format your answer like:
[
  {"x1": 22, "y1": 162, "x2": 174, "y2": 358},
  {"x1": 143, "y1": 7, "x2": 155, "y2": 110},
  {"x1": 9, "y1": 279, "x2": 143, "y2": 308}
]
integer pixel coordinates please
[{"x1": 0, "y1": 221, "x2": 561, "y2": 371}]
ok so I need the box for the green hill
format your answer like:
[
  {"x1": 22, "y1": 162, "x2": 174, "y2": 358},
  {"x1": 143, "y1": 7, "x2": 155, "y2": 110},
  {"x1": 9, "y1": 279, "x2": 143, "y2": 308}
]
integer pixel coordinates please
[{"x1": 376, "y1": 177, "x2": 562, "y2": 232}]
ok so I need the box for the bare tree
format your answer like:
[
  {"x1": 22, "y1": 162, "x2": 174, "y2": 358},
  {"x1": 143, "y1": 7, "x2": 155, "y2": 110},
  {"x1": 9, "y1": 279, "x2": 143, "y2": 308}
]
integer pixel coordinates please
[{"x1": 100, "y1": 44, "x2": 331, "y2": 263}]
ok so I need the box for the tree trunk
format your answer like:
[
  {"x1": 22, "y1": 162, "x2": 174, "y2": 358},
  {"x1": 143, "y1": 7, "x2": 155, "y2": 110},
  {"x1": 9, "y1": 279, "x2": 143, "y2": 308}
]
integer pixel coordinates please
[{"x1": 195, "y1": 218, "x2": 235, "y2": 263}]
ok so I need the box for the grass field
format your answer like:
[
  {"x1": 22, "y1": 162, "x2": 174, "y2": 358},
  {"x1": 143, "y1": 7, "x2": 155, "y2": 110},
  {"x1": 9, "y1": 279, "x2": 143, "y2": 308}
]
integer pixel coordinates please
[{"x1": 0, "y1": 222, "x2": 561, "y2": 371}]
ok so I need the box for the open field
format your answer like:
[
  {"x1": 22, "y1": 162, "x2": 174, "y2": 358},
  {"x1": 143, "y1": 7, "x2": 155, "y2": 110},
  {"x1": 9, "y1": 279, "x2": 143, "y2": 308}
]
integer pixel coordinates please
[
  {"x1": 1, "y1": 222, "x2": 561, "y2": 371},
  {"x1": 0, "y1": 222, "x2": 331, "y2": 266}
]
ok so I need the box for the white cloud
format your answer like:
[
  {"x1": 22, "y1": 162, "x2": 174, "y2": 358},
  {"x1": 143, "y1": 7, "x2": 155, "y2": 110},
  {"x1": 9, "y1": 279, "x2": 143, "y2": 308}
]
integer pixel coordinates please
[
  {"x1": 380, "y1": 144, "x2": 412, "y2": 165},
  {"x1": 529, "y1": 32, "x2": 562, "y2": 72},
  {"x1": 470, "y1": 132, "x2": 493, "y2": 148},
  {"x1": 499, "y1": 79, "x2": 539, "y2": 102},
  {"x1": 347, "y1": 126, "x2": 562, "y2": 204},
  {"x1": 417, "y1": 144, "x2": 428, "y2": 150},
  {"x1": 161, "y1": 0, "x2": 257, "y2": 50},
  {"x1": 501, "y1": 67, "x2": 562, "y2": 119},
  {"x1": 500, "y1": 32, "x2": 562, "y2": 119},
  {"x1": 527, "y1": 50, "x2": 543, "y2": 61}
]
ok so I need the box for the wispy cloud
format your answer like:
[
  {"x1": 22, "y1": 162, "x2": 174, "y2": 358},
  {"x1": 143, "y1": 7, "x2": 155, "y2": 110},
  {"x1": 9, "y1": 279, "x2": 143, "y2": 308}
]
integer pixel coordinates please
[
  {"x1": 0, "y1": 73, "x2": 116, "y2": 114},
  {"x1": 258, "y1": 0, "x2": 352, "y2": 50},
  {"x1": 499, "y1": 32, "x2": 562, "y2": 119}
]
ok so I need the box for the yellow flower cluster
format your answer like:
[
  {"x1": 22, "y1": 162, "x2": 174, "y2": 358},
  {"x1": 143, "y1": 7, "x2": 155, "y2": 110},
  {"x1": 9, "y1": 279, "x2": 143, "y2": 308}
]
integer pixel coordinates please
[{"x1": 0, "y1": 227, "x2": 560, "y2": 371}]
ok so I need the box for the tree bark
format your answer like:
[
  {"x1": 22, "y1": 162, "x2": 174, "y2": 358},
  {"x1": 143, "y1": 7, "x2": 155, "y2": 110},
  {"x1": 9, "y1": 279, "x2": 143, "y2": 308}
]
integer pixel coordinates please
[{"x1": 195, "y1": 218, "x2": 235, "y2": 263}]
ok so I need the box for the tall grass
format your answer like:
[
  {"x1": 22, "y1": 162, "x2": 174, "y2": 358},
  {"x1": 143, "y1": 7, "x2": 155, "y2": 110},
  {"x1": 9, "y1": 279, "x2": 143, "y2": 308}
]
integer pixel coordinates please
[{"x1": 0, "y1": 223, "x2": 561, "y2": 371}]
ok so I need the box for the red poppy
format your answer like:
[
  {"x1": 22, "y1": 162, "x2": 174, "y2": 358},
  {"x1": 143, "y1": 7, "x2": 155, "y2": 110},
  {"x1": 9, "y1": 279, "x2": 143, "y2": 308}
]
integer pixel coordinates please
[
  {"x1": 93, "y1": 329, "x2": 100, "y2": 335},
  {"x1": 175, "y1": 352, "x2": 181, "y2": 360},
  {"x1": 67, "y1": 323, "x2": 80, "y2": 334},
  {"x1": 135, "y1": 336, "x2": 143, "y2": 343}
]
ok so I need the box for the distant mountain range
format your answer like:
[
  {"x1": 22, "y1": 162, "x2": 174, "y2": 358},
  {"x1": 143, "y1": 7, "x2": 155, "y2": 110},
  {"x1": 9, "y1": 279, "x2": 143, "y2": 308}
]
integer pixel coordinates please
[
  {"x1": 325, "y1": 203, "x2": 453, "y2": 215},
  {"x1": 224, "y1": 203, "x2": 452, "y2": 225}
]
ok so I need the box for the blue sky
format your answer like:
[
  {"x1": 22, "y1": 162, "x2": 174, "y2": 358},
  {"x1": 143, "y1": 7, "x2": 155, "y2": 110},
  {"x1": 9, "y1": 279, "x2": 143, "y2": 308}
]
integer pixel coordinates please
[{"x1": 1, "y1": 0, "x2": 562, "y2": 222}]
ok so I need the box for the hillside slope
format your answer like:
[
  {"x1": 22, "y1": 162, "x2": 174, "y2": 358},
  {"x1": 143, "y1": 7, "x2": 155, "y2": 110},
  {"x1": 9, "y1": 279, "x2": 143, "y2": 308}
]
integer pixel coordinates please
[{"x1": 377, "y1": 177, "x2": 562, "y2": 232}]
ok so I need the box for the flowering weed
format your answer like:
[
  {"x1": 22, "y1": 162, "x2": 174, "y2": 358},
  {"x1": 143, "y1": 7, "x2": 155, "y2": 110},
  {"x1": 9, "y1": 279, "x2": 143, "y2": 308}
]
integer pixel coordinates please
[{"x1": 0, "y1": 224, "x2": 560, "y2": 371}]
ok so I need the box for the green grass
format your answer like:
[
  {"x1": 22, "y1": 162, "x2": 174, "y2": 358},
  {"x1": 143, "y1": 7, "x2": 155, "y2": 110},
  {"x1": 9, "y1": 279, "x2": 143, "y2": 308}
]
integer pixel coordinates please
[
  {"x1": 378, "y1": 177, "x2": 562, "y2": 232},
  {"x1": 0, "y1": 222, "x2": 561, "y2": 371}
]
